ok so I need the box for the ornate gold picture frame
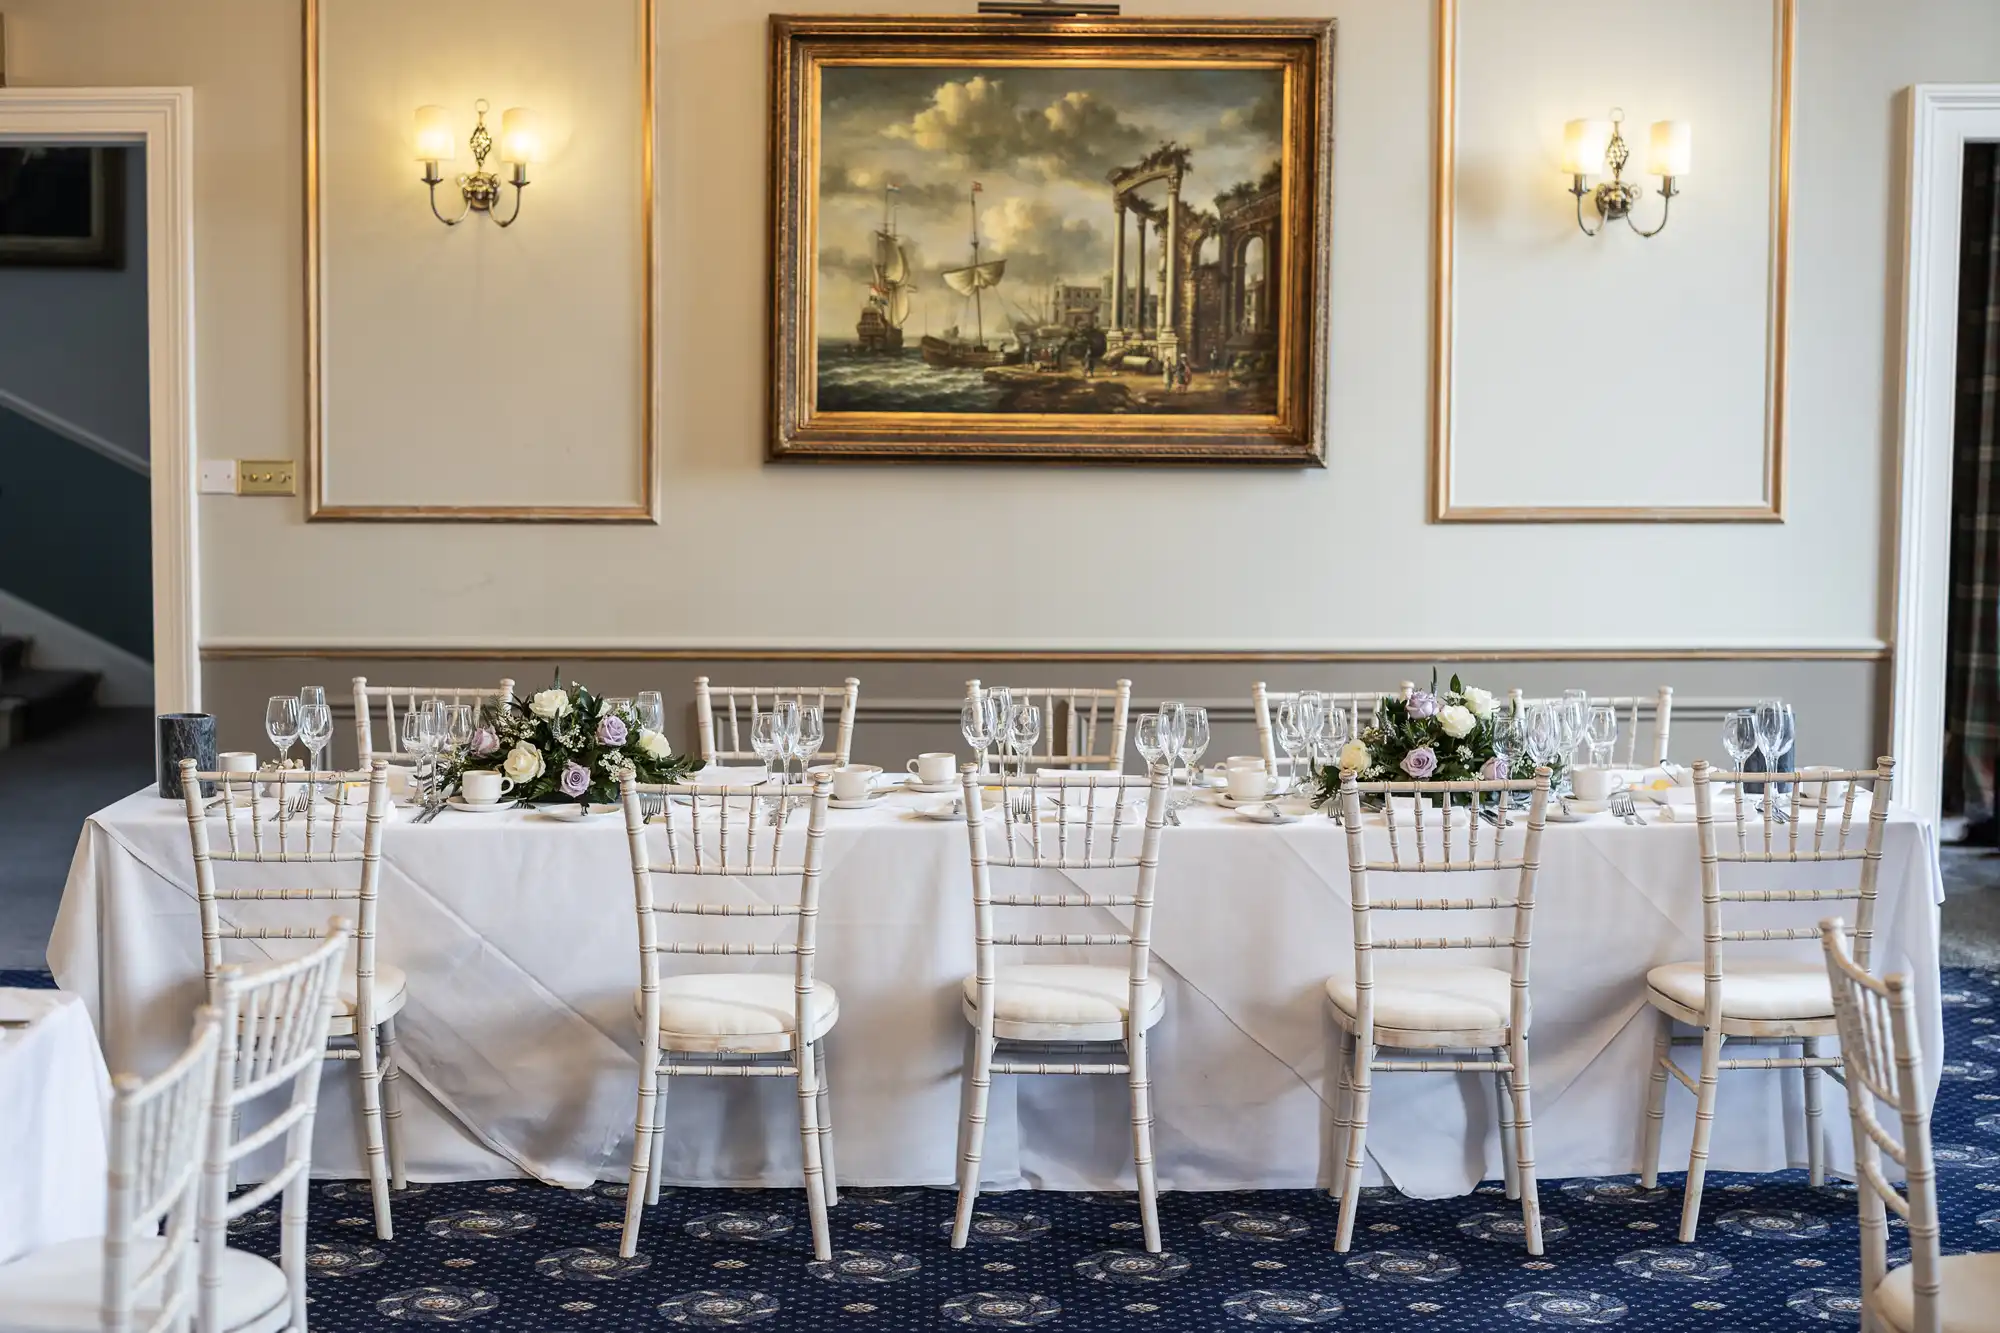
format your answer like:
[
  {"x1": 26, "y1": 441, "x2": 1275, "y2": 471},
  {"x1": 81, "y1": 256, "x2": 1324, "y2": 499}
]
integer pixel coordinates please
[
  {"x1": 1430, "y1": 0, "x2": 1794, "y2": 522},
  {"x1": 768, "y1": 15, "x2": 1335, "y2": 465}
]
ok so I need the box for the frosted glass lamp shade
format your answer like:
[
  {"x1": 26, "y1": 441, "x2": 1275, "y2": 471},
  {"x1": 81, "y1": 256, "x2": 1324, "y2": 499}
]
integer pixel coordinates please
[
  {"x1": 500, "y1": 108, "x2": 542, "y2": 165},
  {"x1": 1648, "y1": 120, "x2": 1692, "y2": 177},
  {"x1": 413, "y1": 105, "x2": 455, "y2": 162},
  {"x1": 1561, "y1": 118, "x2": 1614, "y2": 176}
]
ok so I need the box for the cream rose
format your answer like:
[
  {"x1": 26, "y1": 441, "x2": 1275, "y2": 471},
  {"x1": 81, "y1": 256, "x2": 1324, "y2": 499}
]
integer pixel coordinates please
[
  {"x1": 1338, "y1": 741, "x2": 1371, "y2": 772},
  {"x1": 1462, "y1": 686, "x2": 1497, "y2": 719},
  {"x1": 501, "y1": 740, "x2": 545, "y2": 783},
  {"x1": 1439, "y1": 704, "x2": 1476, "y2": 739},
  {"x1": 528, "y1": 689, "x2": 571, "y2": 720},
  {"x1": 635, "y1": 728, "x2": 673, "y2": 760}
]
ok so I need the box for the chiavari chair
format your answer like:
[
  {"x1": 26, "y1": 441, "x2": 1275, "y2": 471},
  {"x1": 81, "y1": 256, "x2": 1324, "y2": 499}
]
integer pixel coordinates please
[
  {"x1": 965, "y1": 678, "x2": 1131, "y2": 772},
  {"x1": 179, "y1": 759, "x2": 406, "y2": 1241},
  {"x1": 201, "y1": 923, "x2": 352, "y2": 1333},
  {"x1": 1252, "y1": 682, "x2": 1414, "y2": 781},
  {"x1": 1638, "y1": 757, "x2": 1895, "y2": 1241},
  {"x1": 0, "y1": 1009, "x2": 222, "y2": 1333},
  {"x1": 954, "y1": 765, "x2": 1172, "y2": 1251},
  {"x1": 352, "y1": 676, "x2": 513, "y2": 766},
  {"x1": 694, "y1": 677, "x2": 859, "y2": 768},
  {"x1": 616, "y1": 771, "x2": 840, "y2": 1261},
  {"x1": 1508, "y1": 686, "x2": 1674, "y2": 766},
  {"x1": 1820, "y1": 920, "x2": 1969, "y2": 1333},
  {"x1": 1327, "y1": 767, "x2": 1553, "y2": 1254}
]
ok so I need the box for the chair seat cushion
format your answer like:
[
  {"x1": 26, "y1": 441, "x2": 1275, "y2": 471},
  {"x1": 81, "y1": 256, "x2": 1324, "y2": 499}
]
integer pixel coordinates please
[
  {"x1": 962, "y1": 964, "x2": 1165, "y2": 1040},
  {"x1": 634, "y1": 974, "x2": 839, "y2": 1052},
  {"x1": 1873, "y1": 1252, "x2": 2000, "y2": 1333},
  {"x1": 245, "y1": 957, "x2": 407, "y2": 1035},
  {"x1": 1325, "y1": 963, "x2": 1519, "y2": 1035},
  {"x1": 0, "y1": 1238, "x2": 286, "y2": 1333},
  {"x1": 1645, "y1": 959, "x2": 1833, "y2": 1021}
]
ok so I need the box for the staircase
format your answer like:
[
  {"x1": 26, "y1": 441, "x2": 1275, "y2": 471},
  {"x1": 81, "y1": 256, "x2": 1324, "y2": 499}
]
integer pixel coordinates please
[{"x1": 0, "y1": 629, "x2": 100, "y2": 750}]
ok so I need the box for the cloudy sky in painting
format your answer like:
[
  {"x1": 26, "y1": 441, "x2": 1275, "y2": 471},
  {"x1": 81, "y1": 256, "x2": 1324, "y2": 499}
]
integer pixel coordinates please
[{"x1": 814, "y1": 64, "x2": 1283, "y2": 341}]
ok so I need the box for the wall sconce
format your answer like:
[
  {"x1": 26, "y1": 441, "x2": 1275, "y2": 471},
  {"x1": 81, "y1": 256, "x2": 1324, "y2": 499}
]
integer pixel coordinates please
[
  {"x1": 415, "y1": 99, "x2": 541, "y2": 228},
  {"x1": 1562, "y1": 108, "x2": 1689, "y2": 238}
]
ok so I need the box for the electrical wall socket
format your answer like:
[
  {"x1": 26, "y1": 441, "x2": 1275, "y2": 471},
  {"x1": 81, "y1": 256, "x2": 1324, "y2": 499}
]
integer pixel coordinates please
[
  {"x1": 237, "y1": 460, "x2": 297, "y2": 496},
  {"x1": 198, "y1": 460, "x2": 237, "y2": 494}
]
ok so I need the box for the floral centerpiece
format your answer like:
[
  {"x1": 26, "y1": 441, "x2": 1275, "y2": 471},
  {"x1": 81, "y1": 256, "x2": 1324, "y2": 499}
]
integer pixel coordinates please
[
  {"x1": 1310, "y1": 672, "x2": 1549, "y2": 809},
  {"x1": 437, "y1": 681, "x2": 699, "y2": 806}
]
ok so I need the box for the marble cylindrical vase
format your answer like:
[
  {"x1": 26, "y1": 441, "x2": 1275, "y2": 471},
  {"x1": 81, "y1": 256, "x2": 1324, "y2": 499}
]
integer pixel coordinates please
[{"x1": 157, "y1": 713, "x2": 217, "y2": 798}]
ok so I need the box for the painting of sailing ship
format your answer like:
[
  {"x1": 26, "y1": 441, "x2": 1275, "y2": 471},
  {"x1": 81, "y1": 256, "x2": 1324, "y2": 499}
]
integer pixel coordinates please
[{"x1": 771, "y1": 18, "x2": 1335, "y2": 462}]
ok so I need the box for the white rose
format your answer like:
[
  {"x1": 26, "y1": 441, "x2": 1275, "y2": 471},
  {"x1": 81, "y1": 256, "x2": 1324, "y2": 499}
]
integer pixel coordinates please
[
  {"x1": 1439, "y1": 704, "x2": 1476, "y2": 739},
  {"x1": 528, "y1": 689, "x2": 571, "y2": 720},
  {"x1": 635, "y1": 728, "x2": 673, "y2": 760},
  {"x1": 501, "y1": 740, "x2": 545, "y2": 783},
  {"x1": 1338, "y1": 741, "x2": 1371, "y2": 772},
  {"x1": 1462, "y1": 687, "x2": 1497, "y2": 719}
]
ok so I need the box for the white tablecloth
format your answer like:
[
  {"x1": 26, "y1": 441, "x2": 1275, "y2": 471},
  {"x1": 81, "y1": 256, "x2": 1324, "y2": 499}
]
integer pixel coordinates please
[
  {"x1": 0, "y1": 990, "x2": 111, "y2": 1264},
  {"x1": 49, "y1": 788, "x2": 1942, "y2": 1198}
]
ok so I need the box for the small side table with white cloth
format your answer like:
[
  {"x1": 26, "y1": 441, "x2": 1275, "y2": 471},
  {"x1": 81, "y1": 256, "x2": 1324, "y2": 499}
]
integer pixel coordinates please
[{"x1": 0, "y1": 990, "x2": 110, "y2": 1265}]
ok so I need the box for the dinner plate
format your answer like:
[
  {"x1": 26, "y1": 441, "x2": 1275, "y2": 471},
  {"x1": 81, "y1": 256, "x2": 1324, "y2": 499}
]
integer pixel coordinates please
[{"x1": 1233, "y1": 803, "x2": 1299, "y2": 825}]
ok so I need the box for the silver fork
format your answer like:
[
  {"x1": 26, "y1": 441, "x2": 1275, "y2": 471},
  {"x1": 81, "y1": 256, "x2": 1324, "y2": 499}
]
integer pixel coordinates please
[{"x1": 1611, "y1": 790, "x2": 1646, "y2": 826}]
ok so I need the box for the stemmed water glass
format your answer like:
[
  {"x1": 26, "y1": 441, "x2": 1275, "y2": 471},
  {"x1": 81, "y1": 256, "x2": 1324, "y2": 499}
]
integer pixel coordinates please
[
  {"x1": 298, "y1": 700, "x2": 333, "y2": 800},
  {"x1": 1753, "y1": 699, "x2": 1796, "y2": 821},
  {"x1": 1586, "y1": 705, "x2": 1618, "y2": 767},
  {"x1": 266, "y1": 695, "x2": 301, "y2": 767},
  {"x1": 1490, "y1": 710, "x2": 1525, "y2": 821},
  {"x1": 1008, "y1": 703, "x2": 1042, "y2": 776},
  {"x1": 1134, "y1": 714, "x2": 1166, "y2": 776},
  {"x1": 790, "y1": 705, "x2": 824, "y2": 809},
  {"x1": 1525, "y1": 702, "x2": 1563, "y2": 796},
  {"x1": 635, "y1": 691, "x2": 665, "y2": 736},
  {"x1": 1275, "y1": 698, "x2": 1310, "y2": 793},
  {"x1": 961, "y1": 696, "x2": 997, "y2": 770},
  {"x1": 1173, "y1": 706, "x2": 1210, "y2": 812}
]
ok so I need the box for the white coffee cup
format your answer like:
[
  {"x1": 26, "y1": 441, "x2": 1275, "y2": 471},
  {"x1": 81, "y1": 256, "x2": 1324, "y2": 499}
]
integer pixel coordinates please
[
  {"x1": 832, "y1": 764, "x2": 882, "y2": 802},
  {"x1": 1571, "y1": 766, "x2": 1622, "y2": 803},
  {"x1": 907, "y1": 752, "x2": 956, "y2": 785},
  {"x1": 218, "y1": 751, "x2": 257, "y2": 774},
  {"x1": 384, "y1": 765, "x2": 415, "y2": 799},
  {"x1": 1798, "y1": 766, "x2": 1847, "y2": 805},
  {"x1": 459, "y1": 770, "x2": 515, "y2": 805},
  {"x1": 1226, "y1": 765, "x2": 1276, "y2": 802}
]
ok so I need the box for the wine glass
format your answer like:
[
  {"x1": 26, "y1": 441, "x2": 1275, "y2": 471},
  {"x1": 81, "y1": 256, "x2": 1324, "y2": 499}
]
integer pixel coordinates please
[
  {"x1": 1721, "y1": 709, "x2": 1757, "y2": 770},
  {"x1": 1175, "y1": 706, "x2": 1210, "y2": 810},
  {"x1": 299, "y1": 685, "x2": 327, "y2": 712},
  {"x1": 791, "y1": 705, "x2": 824, "y2": 808},
  {"x1": 1275, "y1": 698, "x2": 1309, "y2": 792},
  {"x1": 1313, "y1": 707, "x2": 1350, "y2": 770},
  {"x1": 1586, "y1": 705, "x2": 1618, "y2": 767},
  {"x1": 1753, "y1": 699, "x2": 1795, "y2": 819},
  {"x1": 266, "y1": 695, "x2": 301, "y2": 766},
  {"x1": 1008, "y1": 703, "x2": 1042, "y2": 778},
  {"x1": 1134, "y1": 713, "x2": 1166, "y2": 774},
  {"x1": 1296, "y1": 691, "x2": 1326, "y2": 742},
  {"x1": 961, "y1": 697, "x2": 996, "y2": 769},
  {"x1": 635, "y1": 691, "x2": 665, "y2": 735},
  {"x1": 770, "y1": 700, "x2": 801, "y2": 786},
  {"x1": 1157, "y1": 701, "x2": 1188, "y2": 801},
  {"x1": 297, "y1": 702, "x2": 332, "y2": 802},
  {"x1": 603, "y1": 697, "x2": 634, "y2": 723},
  {"x1": 750, "y1": 712, "x2": 781, "y2": 801},
  {"x1": 1525, "y1": 702, "x2": 1563, "y2": 780},
  {"x1": 985, "y1": 688, "x2": 1012, "y2": 771}
]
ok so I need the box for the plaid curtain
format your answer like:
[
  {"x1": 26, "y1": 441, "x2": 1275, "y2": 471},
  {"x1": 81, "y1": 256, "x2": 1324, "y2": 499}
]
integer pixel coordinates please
[{"x1": 1945, "y1": 144, "x2": 2000, "y2": 818}]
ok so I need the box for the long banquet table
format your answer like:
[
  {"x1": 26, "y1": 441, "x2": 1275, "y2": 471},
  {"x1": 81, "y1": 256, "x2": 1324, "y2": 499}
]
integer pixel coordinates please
[{"x1": 51, "y1": 783, "x2": 1943, "y2": 1198}]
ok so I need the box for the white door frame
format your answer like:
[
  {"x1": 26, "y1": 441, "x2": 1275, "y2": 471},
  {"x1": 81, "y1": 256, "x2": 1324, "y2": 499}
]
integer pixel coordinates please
[
  {"x1": 1892, "y1": 85, "x2": 2000, "y2": 827},
  {"x1": 0, "y1": 88, "x2": 198, "y2": 712}
]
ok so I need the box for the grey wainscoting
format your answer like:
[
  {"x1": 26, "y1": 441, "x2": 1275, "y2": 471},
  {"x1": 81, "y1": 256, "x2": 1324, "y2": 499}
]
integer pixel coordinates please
[{"x1": 200, "y1": 653, "x2": 1889, "y2": 774}]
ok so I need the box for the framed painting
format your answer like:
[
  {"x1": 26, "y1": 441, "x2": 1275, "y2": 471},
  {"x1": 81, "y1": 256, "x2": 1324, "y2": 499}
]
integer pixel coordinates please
[
  {"x1": 768, "y1": 15, "x2": 1335, "y2": 465},
  {"x1": 0, "y1": 146, "x2": 126, "y2": 268}
]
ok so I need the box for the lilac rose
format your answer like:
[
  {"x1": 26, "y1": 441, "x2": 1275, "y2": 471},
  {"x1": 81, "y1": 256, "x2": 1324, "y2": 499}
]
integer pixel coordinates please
[
  {"x1": 469, "y1": 726, "x2": 499, "y2": 757},
  {"x1": 1481, "y1": 756, "x2": 1509, "y2": 781},
  {"x1": 596, "y1": 713, "x2": 628, "y2": 747},
  {"x1": 559, "y1": 760, "x2": 592, "y2": 798},
  {"x1": 1406, "y1": 690, "x2": 1440, "y2": 720},
  {"x1": 1400, "y1": 746, "x2": 1439, "y2": 779}
]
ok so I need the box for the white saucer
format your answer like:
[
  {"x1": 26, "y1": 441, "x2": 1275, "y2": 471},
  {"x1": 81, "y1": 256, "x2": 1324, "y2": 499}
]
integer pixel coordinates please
[
  {"x1": 1562, "y1": 798, "x2": 1610, "y2": 815},
  {"x1": 903, "y1": 780, "x2": 959, "y2": 795},
  {"x1": 911, "y1": 800, "x2": 968, "y2": 821},
  {"x1": 1217, "y1": 791, "x2": 1284, "y2": 808},
  {"x1": 829, "y1": 791, "x2": 893, "y2": 809},
  {"x1": 532, "y1": 803, "x2": 621, "y2": 821},
  {"x1": 1233, "y1": 803, "x2": 1299, "y2": 825},
  {"x1": 447, "y1": 796, "x2": 514, "y2": 814}
]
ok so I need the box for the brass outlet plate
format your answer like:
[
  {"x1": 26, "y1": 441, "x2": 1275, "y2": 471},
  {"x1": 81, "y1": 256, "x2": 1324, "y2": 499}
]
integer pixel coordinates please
[{"x1": 237, "y1": 460, "x2": 297, "y2": 496}]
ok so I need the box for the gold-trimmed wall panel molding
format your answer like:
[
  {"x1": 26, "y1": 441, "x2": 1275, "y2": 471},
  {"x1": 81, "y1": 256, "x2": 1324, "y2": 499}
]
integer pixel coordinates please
[
  {"x1": 305, "y1": 0, "x2": 658, "y2": 522},
  {"x1": 1430, "y1": 0, "x2": 1795, "y2": 523}
]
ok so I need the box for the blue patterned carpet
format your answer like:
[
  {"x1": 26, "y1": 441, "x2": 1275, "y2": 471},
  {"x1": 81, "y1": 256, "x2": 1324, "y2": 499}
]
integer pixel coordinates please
[{"x1": 32, "y1": 966, "x2": 2000, "y2": 1328}]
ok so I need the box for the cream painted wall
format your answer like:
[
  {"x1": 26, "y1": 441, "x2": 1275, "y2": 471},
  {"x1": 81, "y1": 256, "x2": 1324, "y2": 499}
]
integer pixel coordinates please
[
  {"x1": 318, "y1": 0, "x2": 648, "y2": 510},
  {"x1": 5, "y1": 0, "x2": 1998, "y2": 652}
]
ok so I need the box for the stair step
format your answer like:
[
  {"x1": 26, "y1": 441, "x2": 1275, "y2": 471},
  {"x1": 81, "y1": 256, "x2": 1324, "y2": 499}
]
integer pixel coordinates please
[
  {"x1": 0, "y1": 666, "x2": 100, "y2": 743},
  {"x1": 0, "y1": 634, "x2": 27, "y2": 680}
]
